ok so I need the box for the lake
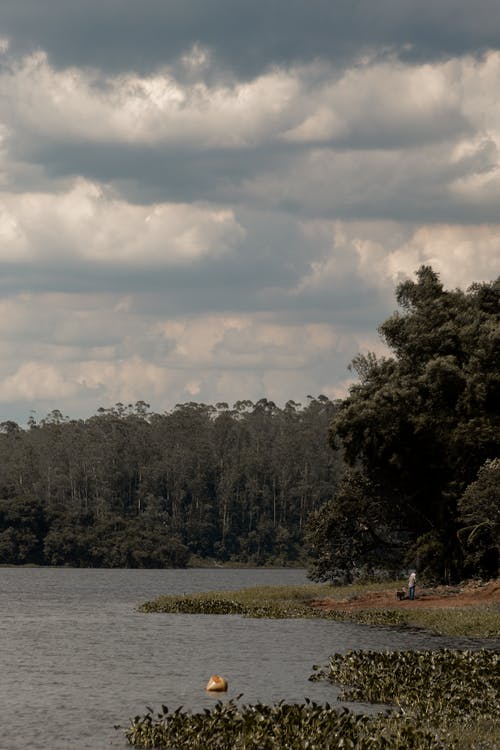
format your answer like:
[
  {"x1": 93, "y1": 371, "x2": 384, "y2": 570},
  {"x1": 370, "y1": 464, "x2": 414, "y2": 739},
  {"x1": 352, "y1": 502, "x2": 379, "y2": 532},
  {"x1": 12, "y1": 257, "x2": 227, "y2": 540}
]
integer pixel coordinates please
[{"x1": 0, "y1": 567, "x2": 493, "y2": 749}]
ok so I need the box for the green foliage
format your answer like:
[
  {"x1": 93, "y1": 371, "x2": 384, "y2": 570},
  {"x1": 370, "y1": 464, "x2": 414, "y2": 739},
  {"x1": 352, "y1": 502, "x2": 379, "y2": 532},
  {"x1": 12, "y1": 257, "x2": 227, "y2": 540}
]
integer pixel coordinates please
[
  {"x1": 0, "y1": 396, "x2": 341, "y2": 567},
  {"x1": 0, "y1": 496, "x2": 46, "y2": 564},
  {"x1": 409, "y1": 531, "x2": 461, "y2": 586},
  {"x1": 458, "y1": 458, "x2": 500, "y2": 578},
  {"x1": 124, "y1": 644, "x2": 500, "y2": 748},
  {"x1": 306, "y1": 469, "x2": 407, "y2": 583},
  {"x1": 133, "y1": 584, "x2": 500, "y2": 749},
  {"x1": 125, "y1": 699, "x2": 448, "y2": 749},
  {"x1": 139, "y1": 588, "x2": 318, "y2": 618},
  {"x1": 402, "y1": 605, "x2": 500, "y2": 639},
  {"x1": 311, "y1": 648, "x2": 499, "y2": 747},
  {"x1": 140, "y1": 590, "x2": 421, "y2": 628},
  {"x1": 138, "y1": 581, "x2": 500, "y2": 638},
  {"x1": 142, "y1": 596, "x2": 246, "y2": 615},
  {"x1": 312, "y1": 267, "x2": 500, "y2": 583}
]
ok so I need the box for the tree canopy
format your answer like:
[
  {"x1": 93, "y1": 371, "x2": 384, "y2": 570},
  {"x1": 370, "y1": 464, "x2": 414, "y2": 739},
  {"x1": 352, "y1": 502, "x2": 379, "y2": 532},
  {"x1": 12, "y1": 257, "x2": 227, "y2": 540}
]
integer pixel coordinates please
[
  {"x1": 0, "y1": 396, "x2": 341, "y2": 567},
  {"x1": 308, "y1": 267, "x2": 499, "y2": 583}
]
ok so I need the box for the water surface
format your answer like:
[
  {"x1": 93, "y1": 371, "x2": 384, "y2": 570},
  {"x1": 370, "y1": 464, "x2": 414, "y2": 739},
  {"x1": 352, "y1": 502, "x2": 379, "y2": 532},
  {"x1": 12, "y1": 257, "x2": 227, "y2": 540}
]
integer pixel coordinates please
[{"x1": 0, "y1": 567, "x2": 494, "y2": 749}]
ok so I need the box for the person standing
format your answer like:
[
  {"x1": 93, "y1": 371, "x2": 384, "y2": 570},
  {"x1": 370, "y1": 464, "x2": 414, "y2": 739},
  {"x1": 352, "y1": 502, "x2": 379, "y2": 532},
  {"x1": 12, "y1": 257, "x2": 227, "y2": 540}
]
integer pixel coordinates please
[{"x1": 408, "y1": 571, "x2": 416, "y2": 600}]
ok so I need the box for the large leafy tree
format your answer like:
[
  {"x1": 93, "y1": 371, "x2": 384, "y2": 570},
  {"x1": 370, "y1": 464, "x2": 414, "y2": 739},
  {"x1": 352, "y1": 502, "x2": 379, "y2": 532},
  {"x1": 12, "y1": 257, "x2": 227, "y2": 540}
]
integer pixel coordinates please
[
  {"x1": 306, "y1": 469, "x2": 409, "y2": 582},
  {"x1": 458, "y1": 458, "x2": 500, "y2": 578},
  {"x1": 310, "y1": 266, "x2": 499, "y2": 582}
]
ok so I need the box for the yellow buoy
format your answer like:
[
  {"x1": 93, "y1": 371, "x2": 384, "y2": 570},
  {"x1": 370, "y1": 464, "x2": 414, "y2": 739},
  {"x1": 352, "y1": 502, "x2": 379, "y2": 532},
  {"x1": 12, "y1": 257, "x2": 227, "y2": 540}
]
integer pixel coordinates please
[{"x1": 205, "y1": 674, "x2": 228, "y2": 692}]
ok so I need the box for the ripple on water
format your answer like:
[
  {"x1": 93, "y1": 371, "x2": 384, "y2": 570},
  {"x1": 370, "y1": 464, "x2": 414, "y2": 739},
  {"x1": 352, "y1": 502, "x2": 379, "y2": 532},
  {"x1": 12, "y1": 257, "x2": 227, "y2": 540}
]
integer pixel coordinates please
[{"x1": 0, "y1": 568, "x2": 496, "y2": 750}]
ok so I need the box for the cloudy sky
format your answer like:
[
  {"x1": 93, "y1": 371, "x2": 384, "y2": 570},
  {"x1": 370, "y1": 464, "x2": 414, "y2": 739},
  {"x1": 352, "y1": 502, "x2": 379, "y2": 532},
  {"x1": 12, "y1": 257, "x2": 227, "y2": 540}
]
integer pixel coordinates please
[{"x1": 0, "y1": 1, "x2": 499, "y2": 424}]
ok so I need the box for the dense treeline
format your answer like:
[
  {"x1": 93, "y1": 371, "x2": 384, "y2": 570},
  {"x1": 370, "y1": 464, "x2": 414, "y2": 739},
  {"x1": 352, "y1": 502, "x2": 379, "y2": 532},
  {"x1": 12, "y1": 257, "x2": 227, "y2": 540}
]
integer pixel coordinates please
[
  {"x1": 2, "y1": 266, "x2": 497, "y2": 581},
  {"x1": 0, "y1": 396, "x2": 342, "y2": 567},
  {"x1": 307, "y1": 267, "x2": 499, "y2": 584}
]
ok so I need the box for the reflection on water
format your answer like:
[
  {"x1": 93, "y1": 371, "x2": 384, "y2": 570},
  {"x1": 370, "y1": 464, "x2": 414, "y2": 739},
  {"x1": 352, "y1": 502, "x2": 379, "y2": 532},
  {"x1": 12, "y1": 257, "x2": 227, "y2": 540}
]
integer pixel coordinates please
[{"x1": 0, "y1": 568, "x2": 494, "y2": 749}]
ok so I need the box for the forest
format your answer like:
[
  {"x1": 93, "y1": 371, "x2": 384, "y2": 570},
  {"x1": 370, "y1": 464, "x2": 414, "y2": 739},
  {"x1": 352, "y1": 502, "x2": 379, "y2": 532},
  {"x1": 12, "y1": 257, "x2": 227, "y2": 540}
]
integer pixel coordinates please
[
  {"x1": 0, "y1": 396, "x2": 341, "y2": 568},
  {"x1": 0, "y1": 266, "x2": 498, "y2": 582}
]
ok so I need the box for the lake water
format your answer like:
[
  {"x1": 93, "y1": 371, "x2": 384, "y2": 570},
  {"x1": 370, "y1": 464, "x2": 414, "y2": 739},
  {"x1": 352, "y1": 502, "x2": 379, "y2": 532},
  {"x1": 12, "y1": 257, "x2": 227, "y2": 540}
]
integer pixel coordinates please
[{"x1": 0, "y1": 567, "x2": 495, "y2": 749}]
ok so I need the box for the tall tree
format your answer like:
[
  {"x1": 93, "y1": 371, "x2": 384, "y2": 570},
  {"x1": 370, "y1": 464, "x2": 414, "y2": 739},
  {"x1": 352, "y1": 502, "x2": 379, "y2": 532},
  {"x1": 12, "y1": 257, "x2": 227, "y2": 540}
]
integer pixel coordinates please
[
  {"x1": 457, "y1": 458, "x2": 500, "y2": 578},
  {"x1": 310, "y1": 267, "x2": 499, "y2": 583}
]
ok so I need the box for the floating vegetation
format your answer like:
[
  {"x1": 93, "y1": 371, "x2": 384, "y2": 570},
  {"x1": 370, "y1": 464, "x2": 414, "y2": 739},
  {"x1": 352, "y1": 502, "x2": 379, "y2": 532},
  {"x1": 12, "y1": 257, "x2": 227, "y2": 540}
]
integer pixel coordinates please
[
  {"x1": 140, "y1": 595, "x2": 312, "y2": 619},
  {"x1": 124, "y1": 646, "x2": 499, "y2": 748},
  {"x1": 141, "y1": 597, "x2": 245, "y2": 615},
  {"x1": 138, "y1": 584, "x2": 325, "y2": 619},
  {"x1": 139, "y1": 592, "x2": 406, "y2": 624},
  {"x1": 125, "y1": 699, "x2": 448, "y2": 749},
  {"x1": 138, "y1": 583, "x2": 406, "y2": 621},
  {"x1": 131, "y1": 587, "x2": 499, "y2": 747},
  {"x1": 310, "y1": 648, "x2": 500, "y2": 749},
  {"x1": 139, "y1": 583, "x2": 500, "y2": 638}
]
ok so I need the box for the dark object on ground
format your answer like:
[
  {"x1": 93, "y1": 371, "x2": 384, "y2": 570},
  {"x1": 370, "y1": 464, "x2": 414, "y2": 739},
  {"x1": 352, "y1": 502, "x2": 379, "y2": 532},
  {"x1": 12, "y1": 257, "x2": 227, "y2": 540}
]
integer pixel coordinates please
[{"x1": 396, "y1": 589, "x2": 406, "y2": 601}]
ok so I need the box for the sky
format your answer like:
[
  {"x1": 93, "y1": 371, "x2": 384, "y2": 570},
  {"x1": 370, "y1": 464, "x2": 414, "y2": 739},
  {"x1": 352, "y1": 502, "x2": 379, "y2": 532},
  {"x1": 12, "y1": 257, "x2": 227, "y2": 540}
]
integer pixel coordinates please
[{"x1": 0, "y1": 1, "x2": 499, "y2": 425}]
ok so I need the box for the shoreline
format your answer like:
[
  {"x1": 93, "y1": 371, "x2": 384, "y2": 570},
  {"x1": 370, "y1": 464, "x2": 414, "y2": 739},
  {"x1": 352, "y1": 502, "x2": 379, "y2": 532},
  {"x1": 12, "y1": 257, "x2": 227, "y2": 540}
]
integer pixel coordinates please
[
  {"x1": 139, "y1": 578, "x2": 500, "y2": 639},
  {"x1": 309, "y1": 579, "x2": 500, "y2": 612}
]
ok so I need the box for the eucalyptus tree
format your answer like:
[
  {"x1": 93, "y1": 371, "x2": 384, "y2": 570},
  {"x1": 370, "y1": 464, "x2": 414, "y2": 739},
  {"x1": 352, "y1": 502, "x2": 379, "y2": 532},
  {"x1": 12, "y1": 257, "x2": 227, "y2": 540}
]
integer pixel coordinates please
[{"x1": 0, "y1": 394, "x2": 345, "y2": 566}]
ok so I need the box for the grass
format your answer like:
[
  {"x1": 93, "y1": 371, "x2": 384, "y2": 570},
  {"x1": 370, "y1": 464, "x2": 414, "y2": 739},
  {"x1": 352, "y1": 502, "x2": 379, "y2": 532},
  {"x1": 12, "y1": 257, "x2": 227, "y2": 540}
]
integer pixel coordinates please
[
  {"x1": 404, "y1": 605, "x2": 500, "y2": 638},
  {"x1": 448, "y1": 719, "x2": 500, "y2": 750},
  {"x1": 139, "y1": 580, "x2": 500, "y2": 638},
  {"x1": 140, "y1": 579, "x2": 397, "y2": 610}
]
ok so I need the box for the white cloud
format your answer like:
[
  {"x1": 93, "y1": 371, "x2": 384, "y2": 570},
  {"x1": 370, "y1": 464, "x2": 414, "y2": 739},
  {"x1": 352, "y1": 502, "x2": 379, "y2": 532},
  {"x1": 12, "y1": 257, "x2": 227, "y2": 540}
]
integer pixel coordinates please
[
  {"x1": 1, "y1": 361, "x2": 78, "y2": 401},
  {"x1": 283, "y1": 57, "x2": 464, "y2": 145},
  {"x1": 0, "y1": 32, "x2": 499, "y2": 423},
  {"x1": 383, "y1": 224, "x2": 500, "y2": 289},
  {"x1": 0, "y1": 50, "x2": 300, "y2": 148},
  {"x1": 0, "y1": 304, "x2": 369, "y2": 414},
  {"x1": 157, "y1": 312, "x2": 357, "y2": 370},
  {"x1": 295, "y1": 219, "x2": 500, "y2": 295},
  {"x1": 76, "y1": 357, "x2": 171, "y2": 401},
  {"x1": 2, "y1": 48, "x2": 499, "y2": 156},
  {"x1": 0, "y1": 179, "x2": 244, "y2": 266}
]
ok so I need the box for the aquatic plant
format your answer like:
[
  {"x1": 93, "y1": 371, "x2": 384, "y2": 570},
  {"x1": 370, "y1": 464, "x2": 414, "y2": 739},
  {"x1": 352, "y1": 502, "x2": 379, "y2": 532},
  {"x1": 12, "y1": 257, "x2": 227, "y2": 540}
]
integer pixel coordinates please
[
  {"x1": 138, "y1": 585, "x2": 323, "y2": 618},
  {"x1": 125, "y1": 647, "x2": 499, "y2": 748},
  {"x1": 141, "y1": 596, "x2": 246, "y2": 615},
  {"x1": 139, "y1": 582, "x2": 500, "y2": 638},
  {"x1": 310, "y1": 648, "x2": 499, "y2": 748},
  {"x1": 125, "y1": 699, "x2": 448, "y2": 749}
]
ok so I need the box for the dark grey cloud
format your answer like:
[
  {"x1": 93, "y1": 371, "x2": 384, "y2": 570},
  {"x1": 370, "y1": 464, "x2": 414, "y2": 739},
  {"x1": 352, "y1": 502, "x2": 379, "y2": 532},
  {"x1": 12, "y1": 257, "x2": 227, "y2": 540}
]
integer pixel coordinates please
[
  {"x1": 0, "y1": 207, "x2": 306, "y2": 306},
  {"x1": 1, "y1": 1, "x2": 499, "y2": 78},
  {"x1": 0, "y1": 1, "x2": 498, "y2": 425},
  {"x1": 17, "y1": 136, "x2": 495, "y2": 226},
  {"x1": 24, "y1": 141, "x2": 291, "y2": 204}
]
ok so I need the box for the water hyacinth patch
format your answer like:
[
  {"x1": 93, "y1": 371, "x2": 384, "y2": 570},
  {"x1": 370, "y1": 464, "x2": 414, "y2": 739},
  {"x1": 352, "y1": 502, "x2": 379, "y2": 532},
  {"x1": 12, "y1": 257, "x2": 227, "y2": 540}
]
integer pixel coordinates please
[
  {"x1": 144, "y1": 593, "x2": 489, "y2": 635},
  {"x1": 132, "y1": 585, "x2": 499, "y2": 747},
  {"x1": 140, "y1": 597, "x2": 246, "y2": 615},
  {"x1": 311, "y1": 648, "x2": 498, "y2": 720},
  {"x1": 125, "y1": 628, "x2": 498, "y2": 748},
  {"x1": 139, "y1": 588, "x2": 318, "y2": 618},
  {"x1": 310, "y1": 648, "x2": 499, "y2": 748},
  {"x1": 125, "y1": 699, "x2": 448, "y2": 749}
]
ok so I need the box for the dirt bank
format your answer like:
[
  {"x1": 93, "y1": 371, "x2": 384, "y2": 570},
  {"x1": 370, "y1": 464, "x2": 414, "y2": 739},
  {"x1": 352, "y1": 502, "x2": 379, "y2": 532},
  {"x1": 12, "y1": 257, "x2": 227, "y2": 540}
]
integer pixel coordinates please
[{"x1": 310, "y1": 579, "x2": 500, "y2": 612}]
